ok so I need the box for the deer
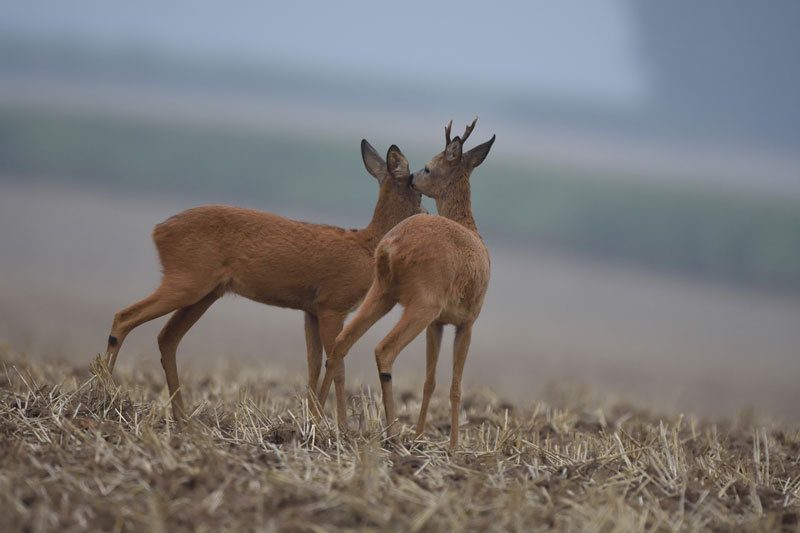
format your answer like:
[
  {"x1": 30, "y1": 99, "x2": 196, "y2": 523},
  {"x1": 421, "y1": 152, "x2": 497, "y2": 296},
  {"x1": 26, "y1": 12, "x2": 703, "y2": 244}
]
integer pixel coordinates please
[
  {"x1": 103, "y1": 141, "x2": 424, "y2": 426},
  {"x1": 318, "y1": 118, "x2": 494, "y2": 449}
]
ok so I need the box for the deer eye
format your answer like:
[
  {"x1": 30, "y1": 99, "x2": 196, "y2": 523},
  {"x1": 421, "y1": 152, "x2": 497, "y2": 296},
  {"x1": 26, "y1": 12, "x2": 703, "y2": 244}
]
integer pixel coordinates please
[{"x1": 424, "y1": 167, "x2": 430, "y2": 174}]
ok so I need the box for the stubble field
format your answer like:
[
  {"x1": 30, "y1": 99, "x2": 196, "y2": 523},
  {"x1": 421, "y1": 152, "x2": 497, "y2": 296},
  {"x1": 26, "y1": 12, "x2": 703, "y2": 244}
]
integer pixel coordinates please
[{"x1": 1, "y1": 348, "x2": 798, "y2": 532}]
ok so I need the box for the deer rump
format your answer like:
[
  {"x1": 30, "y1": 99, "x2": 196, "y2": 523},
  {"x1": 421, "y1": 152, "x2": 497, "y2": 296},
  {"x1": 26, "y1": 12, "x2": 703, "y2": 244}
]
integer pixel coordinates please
[{"x1": 373, "y1": 213, "x2": 490, "y2": 325}]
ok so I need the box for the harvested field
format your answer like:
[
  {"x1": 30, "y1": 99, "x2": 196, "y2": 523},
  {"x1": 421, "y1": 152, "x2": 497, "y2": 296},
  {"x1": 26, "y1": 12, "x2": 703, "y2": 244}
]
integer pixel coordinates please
[{"x1": 1, "y1": 348, "x2": 799, "y2": 532}]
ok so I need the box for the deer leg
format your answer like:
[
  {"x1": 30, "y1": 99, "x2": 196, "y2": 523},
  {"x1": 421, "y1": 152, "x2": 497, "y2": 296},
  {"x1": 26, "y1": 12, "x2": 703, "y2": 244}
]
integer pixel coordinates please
[
  {"x1": 449, "y1": 324, "x2": 473, "y2": 450},
  {"x1": 334, "y1": 282, "x2": 396, "y2": 360},
  {"x1": 304, "y1": 312, "x2": 323, "y2": 407},
  {"x1": 415, "y1": 322, "x2": 443, "y2": 439},
  {"x1": 318, "y1": 282, "x2": 395, "y2": 408},
  {"x1": 316, "y1": 310, "x2": 347, "y2": 430},
  {"x1": 374, "y1": 303, "x2": 441, "y2": 439},
  {"x1": 105, "y1": 277, "x2": 219, "y2": 372},
  {"x1": 157, "y1": 286, "x2": 222, "y2": 420}
]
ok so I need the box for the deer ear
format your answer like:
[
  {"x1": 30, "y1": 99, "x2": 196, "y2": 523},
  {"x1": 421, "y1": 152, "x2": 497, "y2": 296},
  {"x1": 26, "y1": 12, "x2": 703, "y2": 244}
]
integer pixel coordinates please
[
  {"x1": 465, "y1": 135, "x2": 495, "y2": 170},
  {"x1": 361, "y1": 139, "x2": 387, "y2": 183},
  {"x1": 386, "y1": 145, "x2": 410, "y2": 179},
  {"x1": 445, "y1": 136, "x2": 462, "y2": 161}
]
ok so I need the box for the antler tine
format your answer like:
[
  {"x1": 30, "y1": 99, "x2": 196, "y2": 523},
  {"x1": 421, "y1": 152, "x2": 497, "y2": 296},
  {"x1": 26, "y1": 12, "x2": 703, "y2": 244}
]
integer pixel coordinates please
[
  {"x1": 461, "y1": 116, "x2": 478, "y2": 144},
  {"x1": 444, "y1": 119, "x2": 453, "y2": 146}
]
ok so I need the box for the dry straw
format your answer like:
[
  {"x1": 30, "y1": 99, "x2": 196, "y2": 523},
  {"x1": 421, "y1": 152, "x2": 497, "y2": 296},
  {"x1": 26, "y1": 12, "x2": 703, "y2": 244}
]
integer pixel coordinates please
[{"x1": 1, "y1": 348, "x2": 798, "y2": 531}]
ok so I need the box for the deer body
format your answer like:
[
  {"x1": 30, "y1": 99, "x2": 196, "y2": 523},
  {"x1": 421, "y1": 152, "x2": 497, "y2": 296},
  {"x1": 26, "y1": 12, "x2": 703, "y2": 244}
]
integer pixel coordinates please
[
  {"x1": 104, "y1": 142, "x2": 422, "y2": 425},
  {"x1": 320, "y1": 118, "x2": 495, "y2": 449},
  {"x1": 375, "y1": 214, "x2": 489, "y2": 326},
  {"x1": 154, "y1": 206, "x2": 378, "y2": 314}
]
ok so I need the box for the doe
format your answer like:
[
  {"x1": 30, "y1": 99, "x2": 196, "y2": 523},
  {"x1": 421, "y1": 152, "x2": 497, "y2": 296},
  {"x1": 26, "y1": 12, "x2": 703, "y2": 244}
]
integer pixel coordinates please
[{"x1": 103, "y1": 141, "x2": 423, "y2": 424}]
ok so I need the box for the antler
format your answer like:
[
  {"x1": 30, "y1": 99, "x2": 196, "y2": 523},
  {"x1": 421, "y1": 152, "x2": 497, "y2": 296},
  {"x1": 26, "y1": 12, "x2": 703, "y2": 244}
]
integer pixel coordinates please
[
  {"x1": 445, "y1": 117, "x2": 478, "y2": 146},
  {"x1": 461, "y1": 116, "x2": 478, "y2": 144}
]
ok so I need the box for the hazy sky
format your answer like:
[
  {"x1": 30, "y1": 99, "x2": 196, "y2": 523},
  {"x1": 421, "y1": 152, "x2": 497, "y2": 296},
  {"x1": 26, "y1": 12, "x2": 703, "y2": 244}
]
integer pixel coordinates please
[{"x1": 0, "y1": 0, "x2": 646, "y2": 105}]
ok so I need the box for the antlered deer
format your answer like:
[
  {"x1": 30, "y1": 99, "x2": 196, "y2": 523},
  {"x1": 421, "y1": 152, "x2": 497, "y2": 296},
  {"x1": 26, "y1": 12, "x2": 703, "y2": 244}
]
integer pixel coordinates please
[
  {"x1": 319, "y1": 118, "x2": 494, "y2": 448},
  {"x1": 103, "y1": 141, "x2": 423, "y2": 424}
]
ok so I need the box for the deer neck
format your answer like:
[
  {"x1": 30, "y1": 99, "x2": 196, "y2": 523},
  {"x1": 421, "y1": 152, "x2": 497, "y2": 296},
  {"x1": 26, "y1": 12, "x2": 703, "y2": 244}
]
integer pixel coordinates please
[
  {"x1": 436, "y1": 178, "x2": 478, "y2": 233},
  {"x1": 360, "y1": 183, "x2": 406, "y2": 247}
]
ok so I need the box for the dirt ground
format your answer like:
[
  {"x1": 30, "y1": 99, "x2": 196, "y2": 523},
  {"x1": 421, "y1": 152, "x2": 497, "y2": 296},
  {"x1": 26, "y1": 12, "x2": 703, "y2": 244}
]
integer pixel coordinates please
[{"x1": 2, "y1": 352, "x2": 799, "y2": 531}]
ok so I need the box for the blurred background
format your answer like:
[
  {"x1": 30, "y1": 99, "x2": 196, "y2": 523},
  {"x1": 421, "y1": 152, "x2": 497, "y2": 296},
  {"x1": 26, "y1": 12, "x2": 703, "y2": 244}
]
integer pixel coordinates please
[{"x1": 1, "y1": 1, "x2": 799, "y2": 421}]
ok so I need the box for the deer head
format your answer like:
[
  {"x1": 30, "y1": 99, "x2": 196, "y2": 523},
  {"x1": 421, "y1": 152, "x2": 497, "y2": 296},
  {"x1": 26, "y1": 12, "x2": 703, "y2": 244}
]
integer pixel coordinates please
[
  {"x1": 362, "y1": 140, "x2": 426, "y2": 215},
  {"x1": 410, "y1": 117, "x2": 495, "y2": 199}
]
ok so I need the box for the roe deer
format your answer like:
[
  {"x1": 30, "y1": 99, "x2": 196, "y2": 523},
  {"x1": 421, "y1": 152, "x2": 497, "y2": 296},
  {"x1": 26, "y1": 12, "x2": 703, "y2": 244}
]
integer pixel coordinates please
[
  {"x1": 103, "y1": 141, "x2": 423, "y2": 425},
  {"x1": 319, "y1": 118, "x2": 495, "y2": 448}
]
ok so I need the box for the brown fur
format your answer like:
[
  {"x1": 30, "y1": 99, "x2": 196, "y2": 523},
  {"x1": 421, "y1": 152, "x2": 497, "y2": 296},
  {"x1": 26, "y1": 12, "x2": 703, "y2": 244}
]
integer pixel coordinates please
[
  {"x1": 103, "y1": 142, "x2": 423, "y2": 424},
  {"x1": 320, "y1": 118, "x2": 495, "y2": 448}
]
